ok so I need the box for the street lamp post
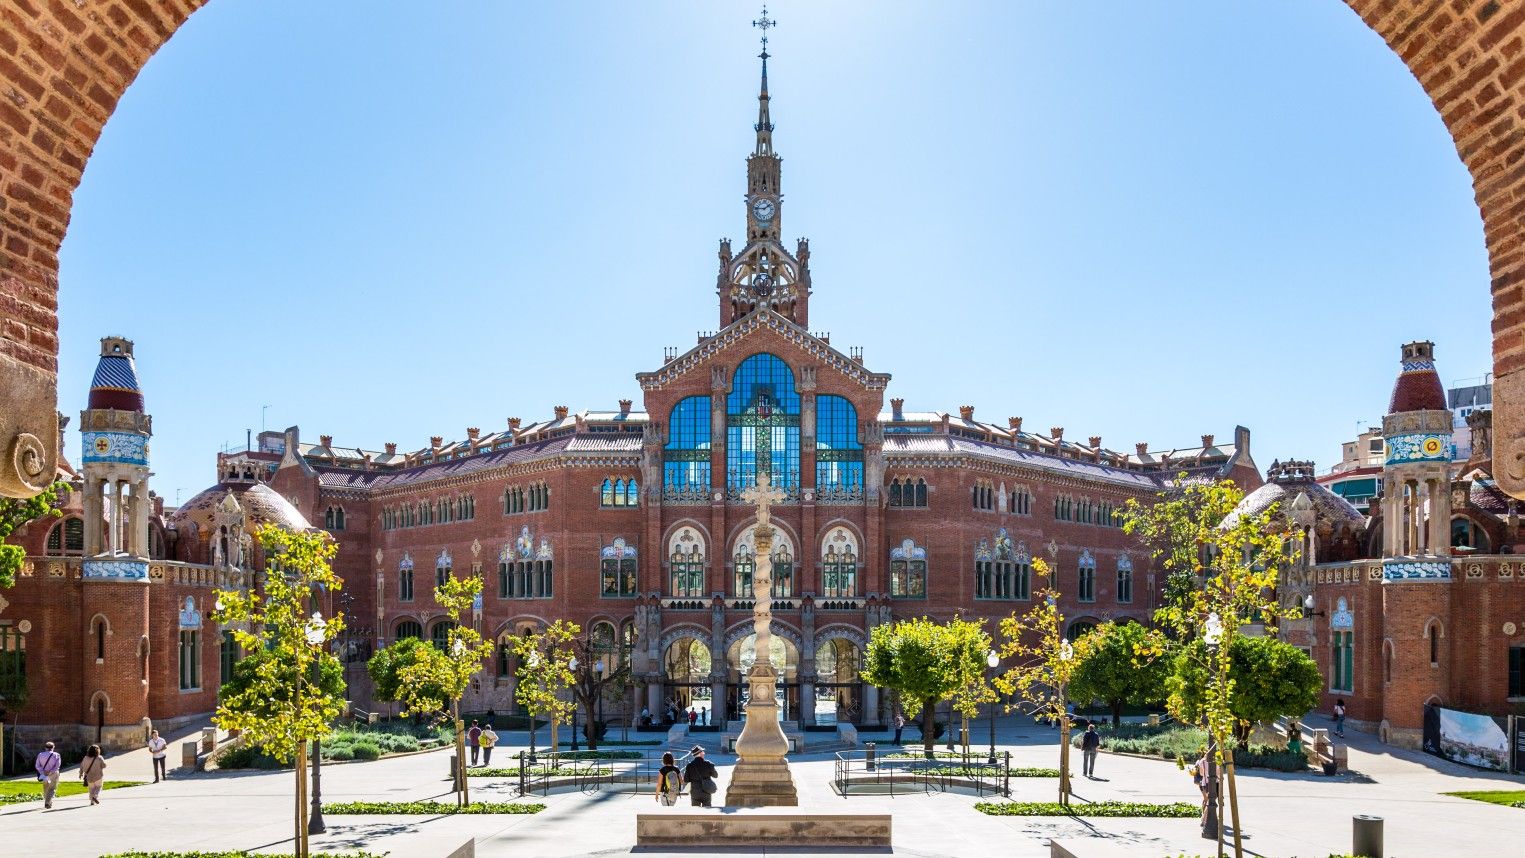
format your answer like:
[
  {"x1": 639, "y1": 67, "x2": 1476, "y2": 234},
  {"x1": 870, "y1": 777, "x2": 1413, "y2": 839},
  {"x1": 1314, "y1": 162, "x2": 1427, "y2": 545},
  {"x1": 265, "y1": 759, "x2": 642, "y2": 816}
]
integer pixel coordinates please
[
  {"x1": 1202, "y1": 612, "x2": 1223, "y2": 845},
  {"x1": 527, "y1": 649, "x2": 540, "y2": 764},
  {"x1": 570, "y1": 656, "x2": 580, "y2": 752},
  {"x1": 305, "y1": 612, "x2": 327, "y2": 836},
  {"x1": 986, "y1": 649, "x2": 999, "y2": 767},
  {"x1": 595, "y1": 659, "x2": 606, "y2": 746}
]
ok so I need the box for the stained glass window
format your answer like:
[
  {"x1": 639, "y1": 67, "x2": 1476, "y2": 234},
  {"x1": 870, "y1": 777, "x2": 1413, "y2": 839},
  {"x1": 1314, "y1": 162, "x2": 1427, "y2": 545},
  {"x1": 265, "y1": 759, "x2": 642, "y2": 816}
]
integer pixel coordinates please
[
  {"x1": 815, "y1": 395, "x2": 863, "y2": 490},
  {"x1": 664, "y1": 396, "x2": 712, "y2": 490},
  {"x1": 726, "y1": 354, "x2": 800, "y2": 493}
]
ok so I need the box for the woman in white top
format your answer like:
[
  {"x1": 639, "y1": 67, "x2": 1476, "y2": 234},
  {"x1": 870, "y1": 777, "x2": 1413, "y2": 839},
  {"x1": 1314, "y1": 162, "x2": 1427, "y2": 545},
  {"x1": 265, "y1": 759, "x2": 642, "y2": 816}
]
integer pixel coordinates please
[{"x1": 147, "y1": 729, "x2": 169, "y2": 782}]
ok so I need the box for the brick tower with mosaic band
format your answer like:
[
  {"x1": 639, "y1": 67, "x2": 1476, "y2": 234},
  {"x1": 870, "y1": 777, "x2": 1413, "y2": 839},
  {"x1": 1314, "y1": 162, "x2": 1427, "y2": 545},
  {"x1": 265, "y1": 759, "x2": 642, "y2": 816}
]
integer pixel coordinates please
[{"x1": 1377, "y1": 340, "x2": 1453, "y2": 746}]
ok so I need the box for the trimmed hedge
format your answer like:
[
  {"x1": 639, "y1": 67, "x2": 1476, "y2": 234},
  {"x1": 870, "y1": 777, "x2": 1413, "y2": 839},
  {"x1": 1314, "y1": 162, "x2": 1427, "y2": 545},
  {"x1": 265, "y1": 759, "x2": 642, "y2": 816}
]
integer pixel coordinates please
[
  {"x1": 1074, "y1": 723, "x2": 1307, "y2": 771},
  {"x1": 350, "y1": 742, "x2": 382, "y2": 761},
  {"x1": 975, "y1": 800, "x2": 1199, "y2": 817},
  {"x1": 325, "y1": 800, "x2": 546, "y2": 815}
]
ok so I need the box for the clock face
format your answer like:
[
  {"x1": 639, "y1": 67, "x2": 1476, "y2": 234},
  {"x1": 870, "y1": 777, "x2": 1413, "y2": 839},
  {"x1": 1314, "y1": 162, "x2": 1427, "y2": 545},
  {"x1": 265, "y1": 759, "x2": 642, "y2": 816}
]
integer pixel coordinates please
[{"x1": 752, "y1": 198, "x2": 776, "y2": 222}]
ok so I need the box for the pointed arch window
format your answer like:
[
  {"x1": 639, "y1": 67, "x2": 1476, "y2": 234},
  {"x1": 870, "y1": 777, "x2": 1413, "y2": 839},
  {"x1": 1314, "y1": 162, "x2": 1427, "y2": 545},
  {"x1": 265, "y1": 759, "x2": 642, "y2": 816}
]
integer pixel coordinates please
[
  {"x1": 46, "y1": 517, "x2": 84, "y2": 555},
  {"x1": 822, "y1": 529, "x2": 859, "y2": 599},
  {"x1": 1078, "y1": 550, "x2": 1096, "y2": 602},
  {"x1": 815, "y1": 395, "x2": 863, "y2": 492},
  {"x1": 399, "y1": 553, "x2": 415, "y2": 602},
  {"x1": 726, "y1": 354, "x2": 801, "y2": 495},
  {"x1": 1117, "y1": 555, "x2": 1134, "y2": 604},
  {"x1": 889, "y1": 477, "x2": 928, "y2": 508},
  {"x1": 602, "y1": 478, "x2": 640, "y2": 508},
  {"x1": 889, "y1": 539, "x2": 927, "y2": 598},
  {"x1": 436, "y1": 550, "x2": 452, "y2": 590}
]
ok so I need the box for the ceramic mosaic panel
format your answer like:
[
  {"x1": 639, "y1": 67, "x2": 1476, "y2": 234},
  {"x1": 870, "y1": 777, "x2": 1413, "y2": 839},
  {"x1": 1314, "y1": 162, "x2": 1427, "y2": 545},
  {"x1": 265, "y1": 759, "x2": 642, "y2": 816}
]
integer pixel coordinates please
[
  {"x1": 1381, "y1": 559, "x2": 1452, "y2": 581},
  {"x1": 82, "y1": 559, "x2": 149, "y2": 580},
  {"x1": 1384, "y1": 432, "x2": 1452, "y2": 465},
  {"x1": 81, "y1": 431, "x2": 148, "y2": 466}
]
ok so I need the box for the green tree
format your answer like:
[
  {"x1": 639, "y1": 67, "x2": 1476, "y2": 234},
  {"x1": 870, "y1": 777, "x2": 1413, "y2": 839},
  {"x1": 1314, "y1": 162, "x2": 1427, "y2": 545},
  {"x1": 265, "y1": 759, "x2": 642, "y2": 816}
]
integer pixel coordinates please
[
  {"x1": 0, "y1": 481, "x2": 65, "y2": 588},
  {"x1": 1121, "y1": 477, "x2": 1296, "y2": 858},
  {"x1": 992, "y1": 558, "x2": 1092, "y2": 803},
  {"x1": 220, "y1": 646, "x2": 346, "y2": 721},
  {"x1": 512, "y1": 621, "x2": 578, "y2": 756},
  {"x1": 366, "y1": 637, "x2": 446, "y2": 715},
  {"x1": 385, "y1": 575, "x2": 493, "y2": 805},
  {"x1": 1068, "y1": 621, "x2": 1168, "y2": 726},
  {"x1": 862, "y1": 616, "x2": 992, "y2": 754},
  {"x1": 211, "y1": 524, "x2": 345, "y2": 858},
  {"x1": 1168, "y1": 635, "x2": 1321, "y2": 743},
  {"x1": 568, "y1": 629, "x2": 631, "y2": 751}
]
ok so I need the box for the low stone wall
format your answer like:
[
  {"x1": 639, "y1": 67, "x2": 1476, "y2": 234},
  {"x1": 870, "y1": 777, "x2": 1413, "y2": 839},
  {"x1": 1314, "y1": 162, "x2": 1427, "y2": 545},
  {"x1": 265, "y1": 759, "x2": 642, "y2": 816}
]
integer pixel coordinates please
[{"x1": 636, "y1": 811, "x2": 891, "y2": 847}]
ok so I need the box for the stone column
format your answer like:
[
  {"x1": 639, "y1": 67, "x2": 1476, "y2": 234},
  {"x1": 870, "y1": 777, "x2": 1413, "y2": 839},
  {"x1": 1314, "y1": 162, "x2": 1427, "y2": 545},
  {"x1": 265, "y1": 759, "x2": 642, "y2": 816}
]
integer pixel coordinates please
[
  {"x1": 710, "y1": 599, "x2": 727, "y2": 726},
  {"x1": 110, "y1": 479, "x2": 124, "y2": 554},
  {"x1": 1428, "y1": 475, "x2": 1449, "y2": 554},
  {"x1": 799, "y1": 599, "x2": 816, "y2": 727}
]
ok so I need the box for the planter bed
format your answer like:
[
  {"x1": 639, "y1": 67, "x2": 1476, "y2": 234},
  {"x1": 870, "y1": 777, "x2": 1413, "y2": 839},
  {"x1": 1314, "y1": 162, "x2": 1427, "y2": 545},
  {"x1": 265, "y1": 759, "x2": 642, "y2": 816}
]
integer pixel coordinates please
[
  {"x1": 324, "y1": 800, "x2": 546, "y2": 815},
  {"x1": 975, "y1": 800, "x2": 1198, "y2": 817}
]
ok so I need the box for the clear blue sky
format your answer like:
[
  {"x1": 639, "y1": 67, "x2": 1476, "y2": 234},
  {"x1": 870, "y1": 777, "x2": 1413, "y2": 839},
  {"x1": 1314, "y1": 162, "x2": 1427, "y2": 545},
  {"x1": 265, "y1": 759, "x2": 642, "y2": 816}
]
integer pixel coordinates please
[{"x1": 58, "y1": 1, "x2": 1489, "y2": 504}]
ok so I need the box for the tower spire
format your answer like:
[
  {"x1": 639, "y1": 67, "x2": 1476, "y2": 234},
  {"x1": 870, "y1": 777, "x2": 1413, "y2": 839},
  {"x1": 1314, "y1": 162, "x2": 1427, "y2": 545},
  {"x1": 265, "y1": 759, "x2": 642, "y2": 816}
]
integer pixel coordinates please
[{"x1": 753, "y1": 6, "x2": 775, "y2": 155}]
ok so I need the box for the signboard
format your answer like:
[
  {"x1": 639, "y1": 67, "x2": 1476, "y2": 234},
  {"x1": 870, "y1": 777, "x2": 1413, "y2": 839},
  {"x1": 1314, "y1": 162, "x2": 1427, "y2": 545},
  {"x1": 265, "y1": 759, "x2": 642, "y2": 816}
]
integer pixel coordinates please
[{"x1": 1424, "y1": 704, "x2": 1511, "y2": 771}]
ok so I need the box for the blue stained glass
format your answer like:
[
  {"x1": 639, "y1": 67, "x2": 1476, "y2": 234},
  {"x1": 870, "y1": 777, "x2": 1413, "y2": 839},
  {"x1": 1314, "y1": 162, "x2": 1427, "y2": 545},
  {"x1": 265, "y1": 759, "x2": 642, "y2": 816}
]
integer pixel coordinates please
[
  {"x1": 815, "y1": 395, "x2": 863, "y2": 489},
  {"x1": 664, "y1": 396, "x2": 712, "y2": 489},
  {"x1": 727, "y1": 354, "x2": 801, "y2": 492}
]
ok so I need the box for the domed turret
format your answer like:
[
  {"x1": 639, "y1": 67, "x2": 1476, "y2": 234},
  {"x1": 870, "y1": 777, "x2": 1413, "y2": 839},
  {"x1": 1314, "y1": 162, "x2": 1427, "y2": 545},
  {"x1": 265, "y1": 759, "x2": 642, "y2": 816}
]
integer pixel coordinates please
[
  {"x1": 86, "y1": 336, "x2": 144, "y2": 412},
  {"x1": 1388, "y1": 340, "x2": 1447, "y2": 414},
  {"x1": 1223, "y1": 459, "x2": 1366, "y2": 547}
]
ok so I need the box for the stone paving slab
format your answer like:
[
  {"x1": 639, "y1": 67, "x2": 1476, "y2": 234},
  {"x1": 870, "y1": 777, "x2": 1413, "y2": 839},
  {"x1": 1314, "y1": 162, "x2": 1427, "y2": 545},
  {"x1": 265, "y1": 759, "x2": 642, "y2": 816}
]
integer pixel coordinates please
[{"x1": 4, "y1": 716, "x2": 1525, "y2": 857}]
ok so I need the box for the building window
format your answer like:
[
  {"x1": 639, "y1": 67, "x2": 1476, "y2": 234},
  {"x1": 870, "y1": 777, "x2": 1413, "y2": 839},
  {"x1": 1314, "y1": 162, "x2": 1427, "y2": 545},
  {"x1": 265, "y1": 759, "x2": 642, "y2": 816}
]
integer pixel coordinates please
[
  {"x1": 1429, "y1": 623, "x2": 1440, "y2": 666},
  {"x1": 1009, "y1": 488, "x2": 1032, "y2": 516},
  {"x1": 527, "y1": 482, "x2": 549, "y2": 512},
  {"x1": 1078, "y1": 551, "x2": 1096, "y2": 602},
  {"x1": 972, "y1": 481, "x2": 995, "y2": 511},
  {"x1": 600, "y1": 538, "x2": 638, "y2": 597},
  {"x1": 664, "y1": 396, "x2": 713, "y2": 493},
  {"x1": 396, "y1": 620, "x2": 423, "y2": 641},
  {"x1": 815, "y1": 395, "x2": 864, "y2": 492},
  {"x1": 889, "y1": 539, "x2": 927, "y2": 598},
  {"x1": 1451, "y1": 518, "x2": 1489, "y2": 552},
  {"x1": 400, "y1": 568, "x2": 414, "y2": 602},
  {"x1": 430, "y1": 621, "x2": 455, "y2": 650},
  {"x1": 497, "y1": 633, "x2": 516, "y2": 677},
  {"x1": 504, "y1": 486, "x2": 525, "y2": 514},
  {"x1": 1510, "y1": 646, "x2": 1525, "y2": 697},
  {"x1": 1332, "y1": 631, "x2": 1354, "y2": 692},
  {"x1": 324, "y1": 506, "x2": 345, "y2": 531},
  {"x1": 733, "y1": 546, "x2": 754, "y2": 597},
  {"x1": 437, "y1": 563, "x2": 450, "y2": 589},
  {"x1": 771, "y1": 544, "x2": 794, "y2": 598},
  {"x1": 602, "y1": 478, "x2": 640, "y2": 508},
  {"x1": 670, "y1": 544, "x2": 705, "y2": 598},
  {"x1": 1117, "y1": 556, "x2": 1133, "y2": 604},
  {"x1": 823, "y1": 547, "x2": 857, "y2": 598},
  {"x1": 46, "y1": 517, "x2": 84, "y2": 555},
  {"x1": 888, "y1": 477, "x2": 928, "y2": 508},
  {"x1": 179, "y1": 630, "x2": 200, "y2": 691},
  {"x1": 219, "y1": 630, "x2": 237, "y2": 684},
  {"x1": 976, "y1": 533, "x2": 1030, "y2": 601},
  {"x1": 1068, "y1": 621, "x2": 1097, "y2": 639},
  {"x1": 726, "y1": 354, "x2": 801, "y2": 495},
  {"x1": 93, "y1": 617, "x2": 106, "y2": 661}
]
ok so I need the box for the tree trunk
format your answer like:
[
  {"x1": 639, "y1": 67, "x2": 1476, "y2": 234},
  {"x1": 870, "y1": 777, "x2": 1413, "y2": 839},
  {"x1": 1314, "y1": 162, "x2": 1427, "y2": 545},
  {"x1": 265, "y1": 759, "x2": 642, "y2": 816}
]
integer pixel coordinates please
[
  {"x1": 1058, "y1": 714, "x2": 1072, "y2": 806},
  {"x1": 295, "y1": 739, "x2": 309, "y2": 858},
  {"x1": 584, "y1": 695, "x2": 599, "y2": 751},
  {"x1": 1111, "y1": 699, "x2": 1123, "y2": 727},
  {"x1": 921, "y1": 697, "x2": 936, "y2": 752},
  {"x1": 454, "y1": 702, "x2": 469, "y2": 807},
  {"x1": 1225, "y1": 750, "x2": 1244, "y2": 858}
]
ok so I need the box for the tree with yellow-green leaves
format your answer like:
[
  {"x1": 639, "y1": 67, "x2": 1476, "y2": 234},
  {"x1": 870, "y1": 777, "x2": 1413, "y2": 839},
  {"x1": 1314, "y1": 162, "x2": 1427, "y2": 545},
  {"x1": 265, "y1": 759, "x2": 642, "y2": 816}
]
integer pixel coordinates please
[
  {"x1": 512, "y1": 620, "x2": 579, "y2": 758},
  {"x1": 992, "y1": 557, "x2": 1095, "y2": 804},
  {"x1": 386, "y1": 574, "x2": 493, "y2": 805},
  {"x1": 212, "y1": 524, "x2": 345, "y2": 858},
  {"x1": 862, "y1": 616, "x2": 993, "y2": 754},
  {"x1": 1121, "y1": 477, "x2": 1298, "y2": 858}
]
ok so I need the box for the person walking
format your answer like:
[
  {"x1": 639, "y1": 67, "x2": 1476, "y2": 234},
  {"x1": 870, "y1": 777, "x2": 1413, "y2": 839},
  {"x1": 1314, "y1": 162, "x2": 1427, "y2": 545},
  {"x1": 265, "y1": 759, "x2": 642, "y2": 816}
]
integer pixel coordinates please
[
  {"x1": 893, "y1": 711, "x2": 905, "y2": 745},
  {"x1": 688, "y1": 708, "x2": 698, "y2": 727},
  {"x1": 80, "y1": 745, "x2": 107, "y2": 805},
  {"x1": 1333, "y1": 699, "x2": 1347, "y2": 737},
  {"x1": 479, "y1": 724, "x2": 498, "y2": 766},
  {"x1": 655, "y1": 751, "x2": 683, "y2": 806},
  {"x1": 682, "y1": 745, "x2": 718, "y2": 808},
  {"x1": 1081, "y1": 722, "x2": 1101, "y2": 777},
  {"x1": 147, "y1": 729, "x2": 169, "y2": 782},
  {"x1": 34, "y1": 741, "x2": 62, "y2": 809},
  {"x1": 640, "y1": 706, "x2": 651, "y2": 727},
  {"x1": 700, "y1": 706, "x2": 708, "y2": 726},
  {"x1": 467, "y1": 720, "x2": 482, "y2": 766}
]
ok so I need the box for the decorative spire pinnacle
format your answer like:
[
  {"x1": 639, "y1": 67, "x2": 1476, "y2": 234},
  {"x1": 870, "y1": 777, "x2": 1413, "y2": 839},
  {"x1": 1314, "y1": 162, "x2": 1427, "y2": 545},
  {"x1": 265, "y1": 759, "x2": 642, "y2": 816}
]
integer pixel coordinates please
[{"x1": 753, "y1": 5, "x2": 776, "y2": 155}]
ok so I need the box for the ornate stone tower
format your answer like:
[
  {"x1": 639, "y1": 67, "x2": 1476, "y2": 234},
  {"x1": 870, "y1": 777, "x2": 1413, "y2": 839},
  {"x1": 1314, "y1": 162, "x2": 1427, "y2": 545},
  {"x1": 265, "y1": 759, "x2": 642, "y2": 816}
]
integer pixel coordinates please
[
  {"x1": 1378, "y1": 340, "x2": 1453, "y2": 746},
  {"x1": 718, "y1": 7, "x2": 811, "y2": 327},
  {"x1": 80, "y1": 336, "x2": 152, "y2": 580},
  {"x1": 78, "y1": 336, "x2": 153, "y2": 748}
]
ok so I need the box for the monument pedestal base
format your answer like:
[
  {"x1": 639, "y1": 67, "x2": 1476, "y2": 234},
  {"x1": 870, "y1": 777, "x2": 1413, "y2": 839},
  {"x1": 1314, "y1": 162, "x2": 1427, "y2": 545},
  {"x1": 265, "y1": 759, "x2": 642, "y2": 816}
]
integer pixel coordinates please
[{"x1": 723, "y1": 757, "x2": 798, "y2": 807}]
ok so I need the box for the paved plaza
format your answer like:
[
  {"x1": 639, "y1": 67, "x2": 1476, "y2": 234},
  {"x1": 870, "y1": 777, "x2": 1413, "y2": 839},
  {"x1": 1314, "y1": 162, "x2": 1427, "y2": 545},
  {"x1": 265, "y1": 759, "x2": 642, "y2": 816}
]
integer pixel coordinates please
[{"x1": 4, "y1": 714, "x2": 1525, "y2": 858}]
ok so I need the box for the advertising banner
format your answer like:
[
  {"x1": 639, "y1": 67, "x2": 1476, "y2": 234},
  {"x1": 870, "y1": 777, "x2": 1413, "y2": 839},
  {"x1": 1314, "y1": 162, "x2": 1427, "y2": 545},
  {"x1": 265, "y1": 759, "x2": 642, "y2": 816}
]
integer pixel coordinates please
[{"x1": 1423, "y1": 704, "x2": 1511, "y2": 771}]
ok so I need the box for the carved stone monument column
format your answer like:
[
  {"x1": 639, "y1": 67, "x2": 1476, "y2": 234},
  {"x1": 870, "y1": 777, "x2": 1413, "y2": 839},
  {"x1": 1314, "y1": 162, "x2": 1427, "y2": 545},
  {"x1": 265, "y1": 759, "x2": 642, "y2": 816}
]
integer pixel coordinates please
[{"x1": 724, "y1": 472, "x2": 799, "y2": 807}]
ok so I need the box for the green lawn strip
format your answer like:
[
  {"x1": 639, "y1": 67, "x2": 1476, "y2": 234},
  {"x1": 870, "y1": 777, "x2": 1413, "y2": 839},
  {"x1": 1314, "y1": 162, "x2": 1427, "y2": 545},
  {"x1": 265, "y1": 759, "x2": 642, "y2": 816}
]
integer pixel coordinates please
[
  {"x1": 325, "y1": 800, "x2": 545, "y2": 815},
  {"x1": 1444, "y1": 790, "x2": 1525, "y2": 808},
  {"x1": 0, "y1": 779, "x2": 142, "y2": 804},
  {"x1": 975, "y1": 800, "x2": 1198, "y2": 817},
  {"x1": 101, "y1": 852, "x2": 384, "y2": 858},
  {"x1": 468, "y1": 765, "x2": 613, "y2": 777}
]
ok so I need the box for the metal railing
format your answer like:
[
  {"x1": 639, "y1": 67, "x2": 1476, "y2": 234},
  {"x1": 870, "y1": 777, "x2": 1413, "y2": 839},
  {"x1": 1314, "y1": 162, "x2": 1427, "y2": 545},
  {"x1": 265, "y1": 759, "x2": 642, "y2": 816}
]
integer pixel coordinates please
[
  {"x1": 507, "y1": 748, "x2": 695, "y2": 797},
  {"x1": 833, "y1": 748, "x2": 1011, "y2": 798}
]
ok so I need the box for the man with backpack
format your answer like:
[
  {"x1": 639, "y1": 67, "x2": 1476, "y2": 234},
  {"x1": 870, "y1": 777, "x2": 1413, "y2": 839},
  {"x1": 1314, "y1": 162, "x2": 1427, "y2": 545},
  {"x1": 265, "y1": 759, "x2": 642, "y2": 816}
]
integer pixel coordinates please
[{"x1": 682, "y1": 745, "x2": 719, "y2": 807}]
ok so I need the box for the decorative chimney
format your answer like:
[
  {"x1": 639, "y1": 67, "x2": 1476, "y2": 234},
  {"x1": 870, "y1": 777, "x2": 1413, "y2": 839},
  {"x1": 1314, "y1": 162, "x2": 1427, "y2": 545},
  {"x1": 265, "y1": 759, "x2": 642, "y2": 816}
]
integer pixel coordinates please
[
  {"x1": 1050, "y1": 427, "x2": 1064, "y2": 442},
  {"x1": 891, "y1": 398, "x2": 905, "y2": 420},
  {"x1": 1135, "y1": 442, "x2": 1149, "y2": 456},
  {"x1": 554, "y1": 406, "x2": 569, "y2": 420},
  {"x1": 319, "y1": 434, "x2": 333, "y2": 448},
  {"x1": 384, "y1": 442, "x2": 397, "y2": 455},
  {"x1": 619, "y1": 399, "x2": 633, "y2": 416},
  {"x1": 1201, "y1": 434, "x2": 1215, "y2": 449},
  {"x1": 508, "y1": 417, "x2": 522, "y2": 430},
  {"x1": 467, "y1": 427, "x2": 480, "y2": 441},
  {"x1": 430, "y1": 436, "x2": 444, "y2": 449},
  {"x1": 1008, "y1": 417, "x2": 1023, "y2": 431},
  {"x1": 1088, "y1": 436, "x2": 1102, "y2": 449},
  {"x1": 959, "y1": 406, "x2": 975, "y2": 421}
]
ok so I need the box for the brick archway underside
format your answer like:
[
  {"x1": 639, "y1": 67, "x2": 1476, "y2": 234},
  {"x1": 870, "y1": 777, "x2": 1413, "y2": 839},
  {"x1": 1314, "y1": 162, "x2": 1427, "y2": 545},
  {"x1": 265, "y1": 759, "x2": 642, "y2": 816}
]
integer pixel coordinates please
[{"x1": 4, "y1": 2, "x2": 1525, "y2": 496}]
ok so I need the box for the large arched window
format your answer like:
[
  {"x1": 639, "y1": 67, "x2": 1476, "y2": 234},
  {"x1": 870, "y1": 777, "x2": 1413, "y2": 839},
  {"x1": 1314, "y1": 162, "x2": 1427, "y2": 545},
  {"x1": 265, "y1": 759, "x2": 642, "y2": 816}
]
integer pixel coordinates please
[
  {"x1": 600, "y1": 538, "x2": 638, "y2": 597},
  {"x1": 1077, "y1": 550, "x2": 1096, "y2": 603},
  {"x1": 822, "y1": 528, "x2": 858, "y2": 599},
  {"x1": 669, "y1": 528, "x2": 706, "y2": 598},
  {"x1": 726, "y1": 354, "x2": 801, "y2": 496},
  {"x1": 815, "y1": 395, "x2": 863, "y2": 495},
  {"x1": 664, "y1": 396, "x2": 712, "y2": 495},
  {"x1": 890, "y1": 539, "x2": 927, "y2": 598},
  {"x1": 1451, "y1": 517, "x2": 1489, "y2": 552},
  {"x1": 733, "y1": 527, "x2": 794, "y2": 598},
  {"x1": 395, "y1": 620, "x2": 423, "y2": 641},
  {"x1": 46, "y1": 517, "x2": 84, "y2": 555}
]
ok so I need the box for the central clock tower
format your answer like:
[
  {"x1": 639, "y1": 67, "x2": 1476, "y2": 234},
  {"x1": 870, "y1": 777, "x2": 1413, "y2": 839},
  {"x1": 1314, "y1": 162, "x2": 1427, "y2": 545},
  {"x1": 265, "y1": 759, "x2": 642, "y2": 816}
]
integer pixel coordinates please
[{"x1": 718, "y1": 13, "x2": 811, "y2": 328}]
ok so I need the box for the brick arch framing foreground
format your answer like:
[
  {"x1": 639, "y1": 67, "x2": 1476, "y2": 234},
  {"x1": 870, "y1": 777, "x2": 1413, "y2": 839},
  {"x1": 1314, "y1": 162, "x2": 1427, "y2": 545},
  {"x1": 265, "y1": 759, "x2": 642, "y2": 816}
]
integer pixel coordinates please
[{"x1": 6, "y1": 2, "x2": 1525, "y2": 494}]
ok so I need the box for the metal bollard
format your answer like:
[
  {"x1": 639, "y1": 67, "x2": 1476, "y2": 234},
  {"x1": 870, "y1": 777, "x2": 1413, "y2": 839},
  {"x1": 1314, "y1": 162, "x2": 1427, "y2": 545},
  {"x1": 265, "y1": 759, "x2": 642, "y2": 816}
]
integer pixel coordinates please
[
  {"x1": 448, "y1": 753, "x2": 458, "y2": 783},
  {"x1": 1352, "y1": 814, "x2": 1384, "y2": 858},
  {"x1": 865, "y1": 741, "x2": 877, "y2": 772}
]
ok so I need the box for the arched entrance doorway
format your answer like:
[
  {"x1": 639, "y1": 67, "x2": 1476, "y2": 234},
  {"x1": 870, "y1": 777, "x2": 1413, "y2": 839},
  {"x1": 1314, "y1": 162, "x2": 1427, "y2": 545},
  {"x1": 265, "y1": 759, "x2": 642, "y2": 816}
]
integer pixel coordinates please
[
  {"x1": 813, "y1": 637, "x2": 864, "y2": 726},
  {"x1": 726, "y1": 633, "x2": 800, "y2": 722},
  {"x1": 661, "y1": 635, "x2": 711, "y2": 725}
]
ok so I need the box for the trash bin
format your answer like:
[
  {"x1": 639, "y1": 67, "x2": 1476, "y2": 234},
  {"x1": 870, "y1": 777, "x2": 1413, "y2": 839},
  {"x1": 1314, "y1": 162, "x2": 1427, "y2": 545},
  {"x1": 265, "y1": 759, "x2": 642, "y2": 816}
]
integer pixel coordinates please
[
  {"x1": 1323, "y1": 760, "x2": 1338, "y2": 776},
  {"x1": 865, "y1": 742, "x2": 877, "y2": 772},
  {"x1": 1352, "y1": 814, "x2": 1383, "y2": 858}
]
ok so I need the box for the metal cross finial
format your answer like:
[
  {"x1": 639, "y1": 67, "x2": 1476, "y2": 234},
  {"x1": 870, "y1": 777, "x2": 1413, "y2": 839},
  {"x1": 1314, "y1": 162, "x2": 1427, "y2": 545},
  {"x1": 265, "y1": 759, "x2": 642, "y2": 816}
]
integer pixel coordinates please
[{"x1": 754, "y1": 5, "x2": 776, "y2": 53}]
